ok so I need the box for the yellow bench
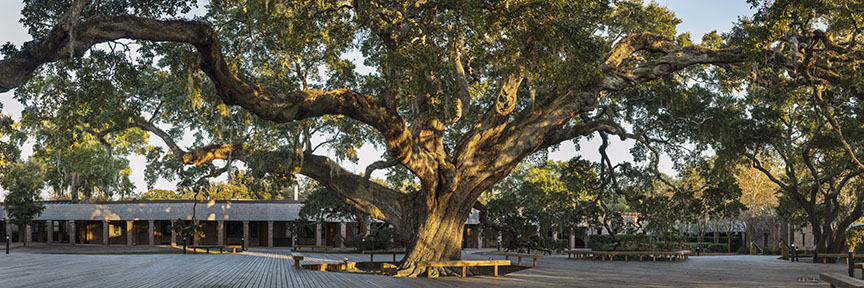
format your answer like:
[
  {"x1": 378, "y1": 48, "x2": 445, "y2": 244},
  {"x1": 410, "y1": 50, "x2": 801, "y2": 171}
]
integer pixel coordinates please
[
  {"x1": 416, "y1": 260, "x2": 510, "y2": 278},
  {"x1": 486, "y1": 252, "x2": 544, "y2": 267}
]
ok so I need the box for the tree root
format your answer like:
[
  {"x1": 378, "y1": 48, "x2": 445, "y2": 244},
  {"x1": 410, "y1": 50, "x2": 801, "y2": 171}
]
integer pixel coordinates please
[{"x1": 393, "y1": 263, "x2": 469, "y2": 278}]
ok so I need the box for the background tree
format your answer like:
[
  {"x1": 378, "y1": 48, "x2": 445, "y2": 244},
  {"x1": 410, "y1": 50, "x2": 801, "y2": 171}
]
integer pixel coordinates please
[
  {"x1": 698, "y1": 0, "x2": 864, "y2": 256},
  {"x1": 0, "y1": 160, "x2": 46, "y2": 246},
  {"x1": 481, "y1": 158, "x2": 598, "y2": 253}
]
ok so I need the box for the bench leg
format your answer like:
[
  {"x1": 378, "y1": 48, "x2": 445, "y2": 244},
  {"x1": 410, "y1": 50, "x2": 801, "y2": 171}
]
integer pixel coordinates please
[
  {"x1": 494, "y1": 265, "x2": 498, "y2": 277},
  {"x1": 462, "y1": 266, "x2": 466, "y2": 278},
  {"x1": 371, "y1": 255, "x2": 374, "y2": 263},
  {"x1": 428, "y1": 268, "x2": 433, "y2": 278},
  {"x1": 518, "y1": 257, "x2": 522, "y2": 266},
  {"x1": 393, "y1": 254, "x2": 396, "y2": 262},
  {"x1": 640, "y1": 256, "x2": 643, "y2": 261},
  {"x1": 625, "y1": 255, "x2": 628, "y2": 262},
  {"x1": 653, "y1": 256, "x2": 656, "y2": 262},
  {"x1": 533, "y1": 258, "x2": 537, "y2": 267}
]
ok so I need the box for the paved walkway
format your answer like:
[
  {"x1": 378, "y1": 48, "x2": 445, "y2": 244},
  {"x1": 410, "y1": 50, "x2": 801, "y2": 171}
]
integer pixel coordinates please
[{"x1": 0, "y1": 247, "x2": 852, "y2": 287}]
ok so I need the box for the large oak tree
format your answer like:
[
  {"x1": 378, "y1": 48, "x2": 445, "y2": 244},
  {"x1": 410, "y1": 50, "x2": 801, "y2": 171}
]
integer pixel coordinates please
[{"x1": 0, "y1": 0, "x2": 755, "y2": 276}]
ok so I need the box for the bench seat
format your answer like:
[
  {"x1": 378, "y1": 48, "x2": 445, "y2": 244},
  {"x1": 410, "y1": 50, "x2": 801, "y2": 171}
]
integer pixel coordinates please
[
  {"x1": 417, "y1": 260, "x2": 510, "y2": 278},
  {"x1": 820, "y1": 272, "x2": 864, "y2": 288}
]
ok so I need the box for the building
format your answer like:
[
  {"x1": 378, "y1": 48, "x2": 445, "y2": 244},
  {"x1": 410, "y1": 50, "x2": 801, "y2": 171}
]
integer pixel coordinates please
[
  {"x1": 0, "y1": 200, "x2": 592, "y2": 250},
  {"x1": 0, "y1": 200, "x2": 352, "y2": 248}
]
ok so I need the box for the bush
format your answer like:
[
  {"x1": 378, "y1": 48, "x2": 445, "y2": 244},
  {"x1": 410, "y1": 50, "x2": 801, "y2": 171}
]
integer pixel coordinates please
[{"x1": 338, "y1": 226, "x2": 402, "y2": 251}]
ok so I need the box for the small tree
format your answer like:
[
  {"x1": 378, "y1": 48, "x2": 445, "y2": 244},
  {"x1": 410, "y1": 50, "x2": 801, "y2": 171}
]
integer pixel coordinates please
[{"x1": 1, "y1": 161, "x2": 46, "y2": 246}]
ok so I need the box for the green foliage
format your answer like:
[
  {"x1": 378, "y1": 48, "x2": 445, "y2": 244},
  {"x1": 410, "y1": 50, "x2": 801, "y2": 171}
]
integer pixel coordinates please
[
  {"x1": 846, "y1": 226, "x2": 864, "y2": 250},
  {"x1": 1, "y1": 160, "x2": 46, "y2": 230},
  {"x1": 170, "y1": 219, "x2": 204, "y2": 244},
  {"x1": 589, "y1": 233, "x2": 684, "y2": 252},
  {"x1": 483, "y1": 158, "x2": 599, "y2": 252}
]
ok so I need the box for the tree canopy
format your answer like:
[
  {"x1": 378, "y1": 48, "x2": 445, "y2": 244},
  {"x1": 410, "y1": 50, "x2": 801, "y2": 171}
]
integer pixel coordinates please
[{"x1": 4, "y1": 0, "x2": 864, "y2": 275}]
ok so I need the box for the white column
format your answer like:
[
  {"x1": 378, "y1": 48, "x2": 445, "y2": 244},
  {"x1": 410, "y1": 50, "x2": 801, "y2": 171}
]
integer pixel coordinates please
[
  {"x1": 68, "y1": 220, "x2": 76, "y2": 245},
  {"x1": 148, "y1": 220, "x2": 155, "y2": 246},
  {"x1": 25, "y1": 224, "x2": 32, "y2": 243},
  {"x1": 477, "y1": 228, "x2": 483, "y2": 249},
  {"x1": 267, "y1": 221, "x2": 274, "y2": 248},
  {"x1": 217, "y1": 220, "x2": 224, "y2": 246},
  {"x1": 339, "y1": 222, "x2": 347, "y2": 248},
  {"x1": 315, "y1": 222, "x2": 322, "y2": 246},
  {"x1": 569, "y1": 234, "x2": 576, "y2": 250},
  {"x1": 126, "y1": 221, "x2": 134, "y2": 246},
  {"x1": 103, "y1": 221, "x2": 110, "y2": 245},
  {"x1": 242, "y1": 221, "x2": 250, "y2": 248},
  {"x1": 46, "y1": 221, "x2": 53, "y2": 244}
]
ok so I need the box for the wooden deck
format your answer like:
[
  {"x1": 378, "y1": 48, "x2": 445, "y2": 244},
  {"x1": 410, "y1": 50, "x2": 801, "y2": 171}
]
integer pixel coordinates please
[{"x1": 0, "y1": 248, "x2": 855, "y2": 287}]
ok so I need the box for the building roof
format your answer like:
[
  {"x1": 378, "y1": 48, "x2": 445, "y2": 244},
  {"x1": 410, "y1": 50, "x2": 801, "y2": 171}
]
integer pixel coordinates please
[{"x1": 0, "y1": 200, "x2": 314, "y2": 222}]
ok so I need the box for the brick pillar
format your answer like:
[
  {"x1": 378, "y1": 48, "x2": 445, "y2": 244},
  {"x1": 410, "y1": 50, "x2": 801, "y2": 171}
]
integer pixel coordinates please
[
  {"x1": 126, "y1": 221, "x2": 134, "y2": 246},
  {"x1": 339, "y1": 222, "x2": 347, "y2": 248},
  {"x1": 103, "y1": 221, "x2": 110, "y2": 245},
  {"x1": 170, "y1": 220, "x2": 177, "y2": 246},
  {"x1": 569, "y1": 234, "x2": 576, "y2": 250},
  {"x1": 216, "y1": 220, "x2": 224, "y2": 246},
  {"x1": 267, "y1": 221, "x2": 274, "y2": 248},
  {"x1": 315, "y1": 222, "x2": 322, "y2": 246},
  {"x1": 68, "y1": 220, "x2": 76, "y2": 245},
  {"x1": 46, "y1": 221, "x2": 53, "y2": 244},
  {"x1": 148, "y1": 220, "x2": 155, "y2": 246},
  {"x1": 25, "y1": 224, "x2": 32, "y2": 243},
  {"x1": 242, "y1": 221, "x2": 250, "y2": 248}
]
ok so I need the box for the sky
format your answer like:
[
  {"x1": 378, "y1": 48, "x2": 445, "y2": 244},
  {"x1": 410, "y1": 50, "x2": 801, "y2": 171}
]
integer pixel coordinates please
[{"x1": 0, "y1": 0, "x2": 756, "y2": 199}]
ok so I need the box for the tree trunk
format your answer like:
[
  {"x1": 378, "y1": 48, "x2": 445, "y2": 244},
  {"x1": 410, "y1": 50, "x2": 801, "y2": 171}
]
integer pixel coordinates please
[{"x1": 394, "y1": 199, "x2": 473, "y2": 277}]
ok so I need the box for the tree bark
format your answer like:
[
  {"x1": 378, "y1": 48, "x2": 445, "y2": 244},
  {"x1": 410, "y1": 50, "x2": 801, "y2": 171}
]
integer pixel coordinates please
[{"x1": 394, "y1": 195, "x2": 474, "y2": 277}]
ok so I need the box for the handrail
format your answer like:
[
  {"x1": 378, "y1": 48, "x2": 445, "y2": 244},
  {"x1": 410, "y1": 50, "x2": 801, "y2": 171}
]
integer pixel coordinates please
[{"x1": 750, "y1": 242, "x2": 764, "y2": 255}]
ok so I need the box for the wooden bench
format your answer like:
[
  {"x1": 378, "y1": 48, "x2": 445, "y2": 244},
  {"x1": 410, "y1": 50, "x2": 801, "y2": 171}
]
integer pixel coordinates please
[
  {"x1": 575, "y1": 250, "x2": 690, "y2": 262},
  {"x1": 292, "y1": 245, "x2": 333, "y2": 252},
  {"x1": 416, "y1": 260, "x2": 510, "y2": 278},
  {"x1": 820, "y1": 272, "x2": 864, "y2": 288},
  {"x1": 566, "y1": 249, "x2": 592, "y2": 259},
  {"x1": 187, "y1": 245, "x2": 243, "y2": 254},
  {"x1": 362, "y1": 250, "x2": 404, "y2": 262},
  {"x1": 292, "y1": 253, "x2": 304, "y2": 269},
  {"x1": 818, "y1": 253, "x2": 854, "y2": 264},
  {"x1": 487, "y1": 252, "x2": 544, "y2": 267}
]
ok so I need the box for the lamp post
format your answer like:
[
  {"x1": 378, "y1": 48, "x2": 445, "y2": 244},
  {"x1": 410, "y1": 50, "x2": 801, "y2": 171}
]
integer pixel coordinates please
[{"x1": 790, "y1": 244, "x2": 795, "y2": 262}]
